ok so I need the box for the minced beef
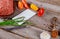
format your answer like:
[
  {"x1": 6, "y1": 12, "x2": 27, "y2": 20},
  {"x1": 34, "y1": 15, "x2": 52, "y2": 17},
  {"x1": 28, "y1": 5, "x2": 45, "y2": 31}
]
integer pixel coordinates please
[{"x1": 0, "y1": 0, "x2": 13, "y2": 16}]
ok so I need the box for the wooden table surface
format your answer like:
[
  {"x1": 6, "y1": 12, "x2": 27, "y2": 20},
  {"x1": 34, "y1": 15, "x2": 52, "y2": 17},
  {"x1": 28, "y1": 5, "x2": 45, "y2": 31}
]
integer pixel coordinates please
[{"x1": 0, "y1": 0, "x2": 60, "y2": 39}]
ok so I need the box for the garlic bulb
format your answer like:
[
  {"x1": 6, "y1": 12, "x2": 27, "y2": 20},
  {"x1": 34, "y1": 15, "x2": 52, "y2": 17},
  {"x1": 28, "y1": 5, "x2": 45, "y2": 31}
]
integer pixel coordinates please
[{"x1": 40, "y1": 31, "x2": 51, "y2": 39}]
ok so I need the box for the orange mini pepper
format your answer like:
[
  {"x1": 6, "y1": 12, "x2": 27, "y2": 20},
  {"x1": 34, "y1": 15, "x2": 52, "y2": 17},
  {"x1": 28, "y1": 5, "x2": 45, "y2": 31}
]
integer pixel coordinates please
[
  {"x1": 22, "y1": 0, "x2": 29, "y2": 9},
  {"x1": 18, "y1": 1, "x2": 24, "y2": 10}
]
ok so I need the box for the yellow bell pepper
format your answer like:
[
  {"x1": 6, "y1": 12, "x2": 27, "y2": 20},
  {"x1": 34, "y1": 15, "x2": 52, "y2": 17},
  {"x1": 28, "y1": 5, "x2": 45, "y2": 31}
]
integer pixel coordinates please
[{"x1": 30, "y1": 4, "x2": 38, "y2": 11}]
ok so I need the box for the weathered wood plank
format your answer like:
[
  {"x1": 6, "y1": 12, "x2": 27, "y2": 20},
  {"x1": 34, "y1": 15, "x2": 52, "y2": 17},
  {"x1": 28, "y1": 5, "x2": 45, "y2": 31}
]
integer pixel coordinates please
[
  {"x1": 11, "y1": 25, "x2": 60, "y2": 39},
  {"x1": 15, "y1": 0, "x2": 60, "y2": 6},
  {"x1": 12, "y1": 0, "x2": 60, "y2": 31},
  {"x1": 29, "y1": 15, "x2": 50, "y2": 31},
  {"x1": 28, "y1": 12, "x2": 60, "y2": 31},
  {"x1": 0, "y1": 0, "x2": 60, "y2": 39},
  {"x1": 37, "y1": 0, "x2": 60, "y2": 6},
  {"x1": 15, "y1": 0, "x2": 60, "y2": 13},
  {"x1": 0, "y1": 29, "x2": 26, "y2": 39},
  {"x1": 26, "y1": 0, "x2": 60, "y2": 13},
  {"x1": 11, "y1": 26, "x2": 45, "y2": 39}
]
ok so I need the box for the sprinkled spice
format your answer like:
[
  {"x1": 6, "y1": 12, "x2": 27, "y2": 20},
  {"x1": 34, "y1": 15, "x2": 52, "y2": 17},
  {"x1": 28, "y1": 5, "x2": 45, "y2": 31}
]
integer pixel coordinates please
[{"x1": 51, "y1": 29, "x2": 58, "y2": 38}]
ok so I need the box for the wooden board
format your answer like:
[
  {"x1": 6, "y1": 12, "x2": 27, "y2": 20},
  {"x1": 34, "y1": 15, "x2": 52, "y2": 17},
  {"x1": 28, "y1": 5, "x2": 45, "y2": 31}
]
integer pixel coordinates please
[
  {"x1": 28, "y1": 13, "x2": 60, "y2": 31},
  {"x1": 37, "y1": 0, "x2": 60, "y2": 6},
  {"x1": 0, "y1": 29, "x2": 26, "y2": 39},
  {"x1": 11, "y1": 26, "x2": 45, "y2": 39},
  {"x1": 9, "y1": 8, "x2": 60, "y2": 39},
  {"x1": 10, "y1": 25, "x2": 60, "y2": 39},
  {"x1": 0, "y1": 0, "x2": 60, "y2": 39}
]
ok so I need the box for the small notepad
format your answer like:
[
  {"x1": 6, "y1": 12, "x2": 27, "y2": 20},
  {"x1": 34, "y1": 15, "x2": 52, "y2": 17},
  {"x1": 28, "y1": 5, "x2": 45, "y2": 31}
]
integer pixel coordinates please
[{"x1": 12, "y1": 9, "x2": 36, "y2": 25}]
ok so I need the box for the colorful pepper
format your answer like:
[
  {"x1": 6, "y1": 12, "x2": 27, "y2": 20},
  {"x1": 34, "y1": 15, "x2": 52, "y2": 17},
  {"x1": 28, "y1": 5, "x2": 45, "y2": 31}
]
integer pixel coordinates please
[
  {"x1": 18, "y1": 1, "x2": 24, "y2": 10},
  {"x1": 30, "y1": 4, "x2": 38, "y2": 11},
  {"x1": 22, "y1": 0, "x2": 29, "y2": 9}
]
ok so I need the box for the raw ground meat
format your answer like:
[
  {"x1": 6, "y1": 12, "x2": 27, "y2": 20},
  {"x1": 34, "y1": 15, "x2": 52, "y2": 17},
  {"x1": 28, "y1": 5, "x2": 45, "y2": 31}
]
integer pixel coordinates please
[{"x1": 0, "y1": 0, "x2": 13, "y2": 16}]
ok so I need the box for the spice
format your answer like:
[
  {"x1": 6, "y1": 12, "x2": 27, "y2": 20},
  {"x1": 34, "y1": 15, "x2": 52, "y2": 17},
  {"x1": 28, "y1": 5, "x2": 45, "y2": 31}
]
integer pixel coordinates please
[
  {"x1": 30, "y1": 4, "x2": 38, "y2": 11},
  {"x1": 18, "y1": 1, "x2": 24, "y2": 10},
  {"x1": 37, "y1": 8, "x2": 45, "y2": 16},
  {"x1": 50, "y1": 17, "x2": 58, "y2": 38},
  {"x1": 51, "y1": 29, "x2": 58, "y2": 38}
]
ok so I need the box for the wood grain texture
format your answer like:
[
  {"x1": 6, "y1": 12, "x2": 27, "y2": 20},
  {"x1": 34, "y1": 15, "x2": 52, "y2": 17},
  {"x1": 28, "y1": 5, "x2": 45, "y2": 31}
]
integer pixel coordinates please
[
  {"x1": 11, "y1": 25, "x2": 60, "y2": 39},
  {"x1": 14, "y1": 0, "x2": 60, "y2": 13},
  {"x1": 0, "y1": 29, "x2": 26, "y2": 39},
  {"x1": 15, "y1": 0, "x2": 60, "y2": 6},
  {"x1": 28, "y1": 12, "x2": 60, "y2": 31},
  {"x1": 27, "y1": 0, "x2": 60, "y2": 13},
  {"x1": 0, "y1": 0, "x2": 60, "y2": 39},
  {"x1": 37, "y1": 0, "x2": 60, "y2": 6},
  {"x1": 11, "y1": 26, "x2": 46, "y2": 39}
]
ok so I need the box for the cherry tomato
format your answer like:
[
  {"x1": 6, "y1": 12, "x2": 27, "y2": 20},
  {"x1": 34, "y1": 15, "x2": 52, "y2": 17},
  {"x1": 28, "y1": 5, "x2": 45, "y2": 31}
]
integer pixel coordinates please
[
  {"x1": 22, "y1": 0, "x2": 29, "y2": 9},
  {"x1": 37, "y1": 8, "x2": 45, "y2": 16}
]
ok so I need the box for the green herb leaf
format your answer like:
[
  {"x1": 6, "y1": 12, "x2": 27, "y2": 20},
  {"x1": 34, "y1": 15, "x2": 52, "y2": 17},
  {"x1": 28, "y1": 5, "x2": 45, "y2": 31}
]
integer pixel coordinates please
[{"x1": 0, "y1": 17, "x2": 33, "y2": 26}]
